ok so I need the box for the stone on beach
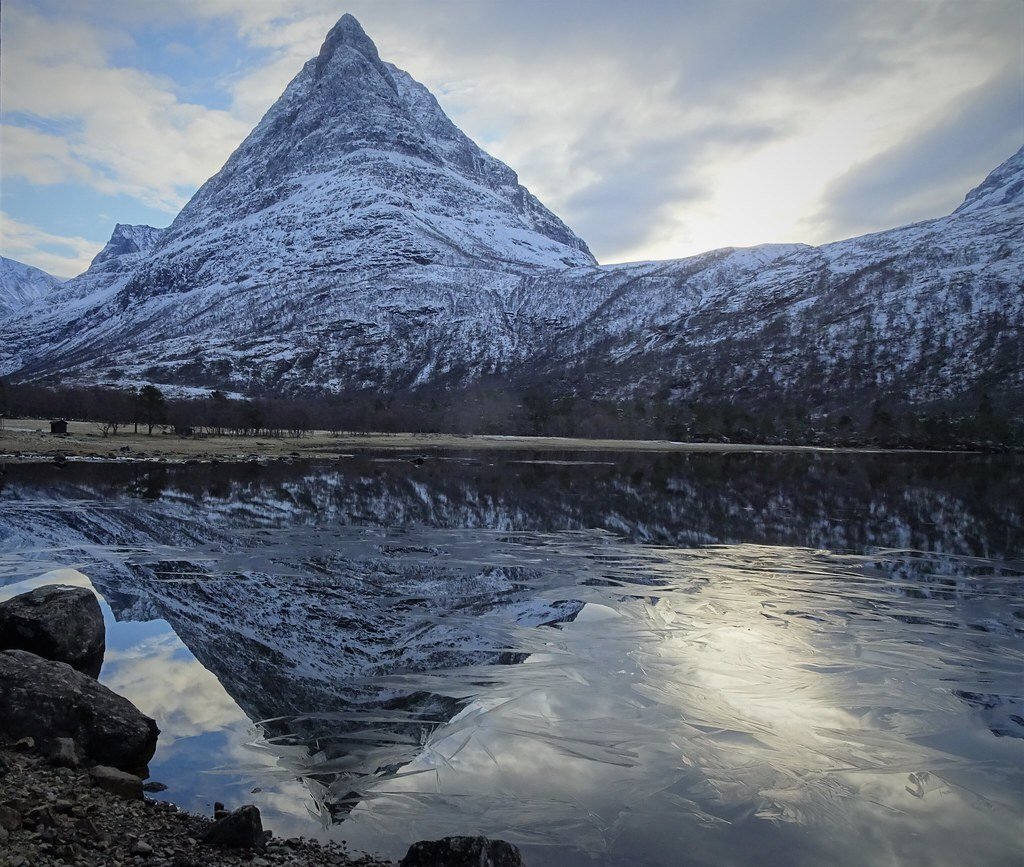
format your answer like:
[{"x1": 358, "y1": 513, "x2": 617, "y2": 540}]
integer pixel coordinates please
[
  {"x1": 400, "y1": 835, "x2": 524, "y2": 866},
  {"x1": 0, "y1": 649, "x2": 158, "y2": 773},
  {"x1": 198, "y1": 804, "x2": 266, "y2": 848},
  {"x1": 90, "y1": 765, "x2": 144, "y2": 801},
  {"x1": 0, "y1": 584, "x2": 105, "y2": 677}
]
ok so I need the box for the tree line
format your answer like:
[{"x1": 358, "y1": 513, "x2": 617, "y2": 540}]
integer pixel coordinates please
[{"x1": 0, "y1": 378, "x2": 1019, "y2": 450}]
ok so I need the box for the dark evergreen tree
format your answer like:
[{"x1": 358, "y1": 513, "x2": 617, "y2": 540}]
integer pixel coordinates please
[{"x1": 138, "y1": 385, "x2": 167, "y2": 434}]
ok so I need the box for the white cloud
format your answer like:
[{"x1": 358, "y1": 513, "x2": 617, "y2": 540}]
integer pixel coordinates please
[
  {"x1": 103, "y1": 632, "x2": 247, "y2": 747},
  {"x1": 1, "y1": 6, "x2": 251, "y2": 213},
  {"x1": 0, "y1": 212, "x2": 101, "y2": 278},
  {"x1": 0, "y1": 125, "x2": 102, "y2": 187},
  {"x1": 1, "y1": 0, "x2": 1021, "y2": 266}
]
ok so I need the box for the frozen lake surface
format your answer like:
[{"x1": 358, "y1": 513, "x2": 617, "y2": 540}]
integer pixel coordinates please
[{"x1": 1, "y1": 451, "x2": 1021, "y2": 865}]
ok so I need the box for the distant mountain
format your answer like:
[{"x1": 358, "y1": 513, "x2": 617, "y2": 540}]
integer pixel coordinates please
[
  {"x1": 89, "y1": 224, "x2": 163, "y2": 268},
  {"x1": 1, "y1": 13, "x2": 1020, "y2": 421},
  {"x1": 0, "y1": 256, "x2": 62, "y2": 318}
]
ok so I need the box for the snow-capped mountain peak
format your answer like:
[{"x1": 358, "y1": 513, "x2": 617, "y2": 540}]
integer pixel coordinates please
[
  {"x1": 90, "y1": 224, "x2": 164, "y2": 268},
  {"x1": 149, "y1": 13, "x2": 594, "y2": 281},
  {"x1": 0, "y1": 15, "x2": 1018, "y2": 421},
  {"x1": 0, "y1": 256, "x2": 62, "y2": 317},
  {"x1": 314, "y1": 12, "x2": 398, "y2": 90}
]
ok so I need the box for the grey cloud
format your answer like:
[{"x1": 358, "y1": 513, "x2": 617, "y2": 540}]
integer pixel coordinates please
[
  {"x1": 563, "y1": 119, "x2": 786, "y2": 262},
  {"x1": 815, "y1": 68, "x2": 1024, "y2": 239},
  {"x1": 565, "y1": 149, "x2": 706, "y2": 261}
]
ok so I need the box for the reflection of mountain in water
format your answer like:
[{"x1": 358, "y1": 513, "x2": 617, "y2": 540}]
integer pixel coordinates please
[
  {"x1": 2, "y1": 451, "x2": 1019, "y2": 554},
  {"x1": 115, "y1": 553, "x2": 581, "y2": 812},
  {"x1": 0, "y1": 451, "x2": 1021, "y2": 815}
]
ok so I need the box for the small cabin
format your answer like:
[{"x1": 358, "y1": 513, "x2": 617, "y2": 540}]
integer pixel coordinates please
[{"x1": 50, "y1": 419, "x2": 69, "y2": 435}]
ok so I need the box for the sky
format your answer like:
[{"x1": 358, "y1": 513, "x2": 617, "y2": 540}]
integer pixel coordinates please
[{"x1": 1, "y1": 0, "x2": 1021, "y2": 278}]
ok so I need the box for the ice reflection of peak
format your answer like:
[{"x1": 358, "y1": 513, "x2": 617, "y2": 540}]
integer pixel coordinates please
[
  {"x1": 2, "y1": 452, "x2": 1020, "y2": 559},
  {"x1": 0, "y1": 454, "x2": 1021, "y2": 863}
]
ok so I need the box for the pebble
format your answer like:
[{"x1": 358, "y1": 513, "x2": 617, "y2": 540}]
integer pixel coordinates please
[{"x1": 0, "y1": 746, "x2": 393, "y2": 867}]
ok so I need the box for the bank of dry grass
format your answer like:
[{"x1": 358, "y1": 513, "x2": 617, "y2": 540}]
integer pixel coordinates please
[{"x1": 0, "y1": 418, "x2": 875, "y2": 464}]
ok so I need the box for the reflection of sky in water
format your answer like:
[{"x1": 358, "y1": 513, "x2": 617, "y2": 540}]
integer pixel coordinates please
[
  {"x1": 3, "y1": 545, "x2": 1021, "y2": 866},
  {"x1": 0, "y1": 570, "x2": 323, "y2": 840},
  {"x1": 1, "y1": 456, "x2": 1021, "y2": 866}
]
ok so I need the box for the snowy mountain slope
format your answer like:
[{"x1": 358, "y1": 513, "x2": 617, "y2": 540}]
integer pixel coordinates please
[
  {"x1": 0, "y1": 13, "x2": 1019, "y2": 416},
  {"x1": 131, "y1": 13, "x2": 591, "y2": 290},
  {"x1": 0, "y1": 256, "x2": 62, "y2": 318},
  {"x1": 954, "y1": 145, "x2": 1024, "y2": 214},
  {"x1": 521, "y1": 178, "x2": 1022, "y2": 409}
]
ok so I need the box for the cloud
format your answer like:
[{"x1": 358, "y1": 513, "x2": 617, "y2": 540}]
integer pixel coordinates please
[
  {"x1": 0, "y1": 212, "x2": 101, "y2": 278},
  {"x1": 103, "y1": 632, "x2": 247, "y2": 747},
  {"x1": 1, "y1": 5, "x2": 252, "y2": 212},
  {"x1": 814, "y1": 68, "x2": 1024, "y2": 238},
  {"x1": 0, "y1": 125, "x2": 101, "y2": 187},
  {"x1": 340, "y1": 0, "x2": 1022, "y2": 258},
  {"x1": 1, "y1": 0, "x2": 1021, "y2": 265}
]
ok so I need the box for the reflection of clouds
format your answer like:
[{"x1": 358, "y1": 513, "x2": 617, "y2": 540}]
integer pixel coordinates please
[
  {"x1": 102, "y1": 632, "x2": 246, "y2": 748},
  {"x1": 0, "y1": 568, "x2": 98, "y2": 600},
  {"x1": 336, "y1": 545, "x2": 1024, "y2": 865}
]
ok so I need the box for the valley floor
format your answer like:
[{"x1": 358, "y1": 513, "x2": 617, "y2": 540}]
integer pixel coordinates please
[{"x1": 0, "y1": 418, "x2": 898, "y2": 463}]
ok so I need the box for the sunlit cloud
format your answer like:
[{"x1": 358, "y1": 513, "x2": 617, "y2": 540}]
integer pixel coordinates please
[
  {"x1": 0, "y1": 212, "x2": 99, "y2": 278},
  {"x1": 103, "y1": 631, "x2": 248, "y2": 748},
  {"x1": 0, "y1": 0, "x2": 1020, "y2": 272}
]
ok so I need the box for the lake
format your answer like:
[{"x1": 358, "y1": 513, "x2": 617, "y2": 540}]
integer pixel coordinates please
[{"x1": 1, "y1": 450, "x2": 1021, "y2": 865}]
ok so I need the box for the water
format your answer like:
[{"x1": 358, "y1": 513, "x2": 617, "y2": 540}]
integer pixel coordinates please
[{"x1": 1, "y1": 451, "x2": 1021, "y2": 865}]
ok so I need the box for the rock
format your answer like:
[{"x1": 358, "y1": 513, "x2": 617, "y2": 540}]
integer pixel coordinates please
[
  {"x1": 400, "y1": 836, "x2": 524, "y2": 867},
  {"x1": 142, "y1": 780, "x2": 168, "y2": 793},
  {"x1": 0, "y1": 585, "x2": 105, "y2": 676},
  {"x1": 0, "y1": 803, "x2": 22, "y2": 830},
  {"x1": 23, "y1": 804, "x2": 56, "y2": 827},
  {"x1": 12, "y1": 736, "x2": 35, "y2": 752},
  {"x1": 0, "y1": 650, "x2": 158, "y2": 773},
  {"x1": 90, "y1": 765, "x2": 144, "y2": 800},
  {"x1": 132, "y1": 839, "x2": 154, "y2": 856},
  {"x1": 46, "y1": 737, "x2": 83, "y2": 768},
  {"x1": 198, "y1": 804, "x2": 264, "y2": 848},
  {"x1": 213, "y1": 800, "x2": 227, "y2": 819}
]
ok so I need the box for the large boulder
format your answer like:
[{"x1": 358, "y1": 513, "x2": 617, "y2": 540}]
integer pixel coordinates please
[
  {"x1": 400, "y1": 836, "x2": 524, "y2": 866},
  {"x1": 0, "y1": 649, "x2": 158, "y2": 774},
  {"x1": 0, "y1": 585, "x2": 105, "y2": 676},
  {"x1": 199, "y1": 805, "x2": 265, "y2": 848}
]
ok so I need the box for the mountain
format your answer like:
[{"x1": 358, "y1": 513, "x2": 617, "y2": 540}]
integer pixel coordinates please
[
  {"x1": 0, "y1": 256, "x2": 62, "y2": 318},
  {"x1": 0, "y1": 14, "x2": 1020, "y2": 420},
  {"x1": 89, "y1": 224, "x2": 163, "y2": 268}
]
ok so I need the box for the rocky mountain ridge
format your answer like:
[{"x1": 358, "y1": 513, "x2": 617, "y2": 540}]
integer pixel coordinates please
[
  {"x1": 0, "y1": 14, "x2": 1020, "y2": 418},
  {"x1": 0, "y1": 256, "x2": 63, "y2": 318}
]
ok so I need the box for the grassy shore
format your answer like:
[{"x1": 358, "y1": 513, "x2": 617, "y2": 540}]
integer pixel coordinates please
[{"x1": 0, "y1": 418, "x2": 885, "y2": 464}]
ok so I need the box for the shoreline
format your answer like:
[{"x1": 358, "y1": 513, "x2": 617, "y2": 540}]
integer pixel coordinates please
[
  {"x1": 0, "y1": 419, "x2": 975, "y2": 465},
  {"x1": 0, "y1": 744, "x2": 391, "y2": 867}
]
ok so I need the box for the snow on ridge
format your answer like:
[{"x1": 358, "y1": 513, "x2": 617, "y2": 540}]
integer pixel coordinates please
[
  {"x1": 0, "y1": 256, "x2": 63, "y2": 318},
  {"x1": 0, "y1": 13, "x2": 1019, "y2": 411}
]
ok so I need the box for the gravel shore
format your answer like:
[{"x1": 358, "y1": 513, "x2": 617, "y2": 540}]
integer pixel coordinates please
[{"x1": 0, "y1": 745, "x2": 392, "y2": 867}]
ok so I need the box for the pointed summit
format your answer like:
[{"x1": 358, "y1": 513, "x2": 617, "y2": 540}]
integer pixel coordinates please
[
  {"x1": 148, "y1": 13, "x2": 593, "y2": 277},
  {"x1": 90, "y1": 224, "x2": 163, "y2": 268},
  {"x1": 314, "y1": 14, "x2": 389, "y2": 80}
]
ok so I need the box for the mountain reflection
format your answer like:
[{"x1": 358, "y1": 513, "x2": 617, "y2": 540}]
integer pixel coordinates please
[{"x1": 0, "y1": 451, "x2": 1020, "y2": 864}]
